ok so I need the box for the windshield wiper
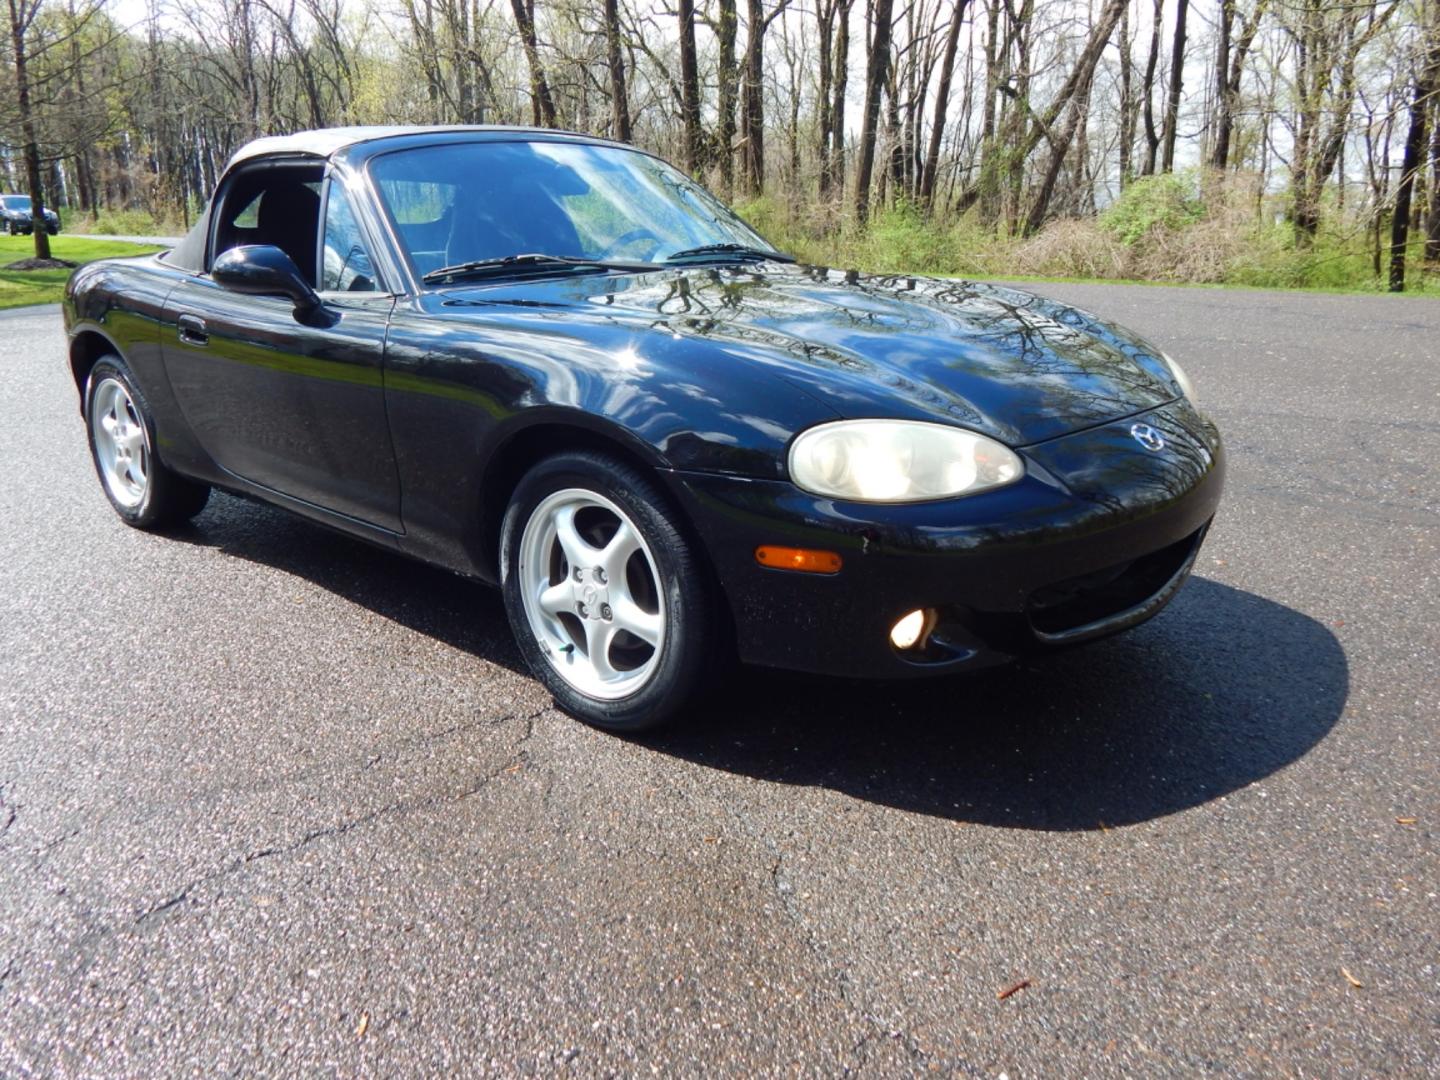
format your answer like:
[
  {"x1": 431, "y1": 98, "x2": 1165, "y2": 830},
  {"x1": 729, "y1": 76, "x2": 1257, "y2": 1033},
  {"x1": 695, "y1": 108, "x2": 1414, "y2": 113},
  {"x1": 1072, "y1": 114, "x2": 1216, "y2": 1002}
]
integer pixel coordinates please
[
  {"x1": 664, "y1": 243, "x2": 794, "y2": 264},
  {"x1": 422, "y1": 252, "x2": 659, "y2": 284}
]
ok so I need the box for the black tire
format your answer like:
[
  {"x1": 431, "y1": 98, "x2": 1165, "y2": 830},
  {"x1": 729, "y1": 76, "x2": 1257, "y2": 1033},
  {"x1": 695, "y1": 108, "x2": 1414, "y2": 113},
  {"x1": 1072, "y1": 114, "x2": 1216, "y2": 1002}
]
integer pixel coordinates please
[
  {"x1": 85, "y1": 356, "x2": 211, "y2": 529},
  {"x1": 6, "y1": 222, "x2": 16, "y2": 236},
  {"x1": 500, "y1": 450, "x2": 718, "y2": 732}
]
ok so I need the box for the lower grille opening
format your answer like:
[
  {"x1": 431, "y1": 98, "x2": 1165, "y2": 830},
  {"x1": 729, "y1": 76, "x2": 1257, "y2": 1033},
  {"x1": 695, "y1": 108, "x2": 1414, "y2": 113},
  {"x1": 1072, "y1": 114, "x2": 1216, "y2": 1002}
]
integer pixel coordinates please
[{"x1": 1026, "y1": 527, "x2": 1204, "y2": 636}]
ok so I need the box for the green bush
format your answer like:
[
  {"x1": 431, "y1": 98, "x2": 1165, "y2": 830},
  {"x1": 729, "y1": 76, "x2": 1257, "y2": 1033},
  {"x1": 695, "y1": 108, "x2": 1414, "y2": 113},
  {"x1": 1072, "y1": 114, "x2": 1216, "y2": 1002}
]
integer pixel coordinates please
[{"x1": 1100, "y1": 173, "x2": 1206, "y2": 245}]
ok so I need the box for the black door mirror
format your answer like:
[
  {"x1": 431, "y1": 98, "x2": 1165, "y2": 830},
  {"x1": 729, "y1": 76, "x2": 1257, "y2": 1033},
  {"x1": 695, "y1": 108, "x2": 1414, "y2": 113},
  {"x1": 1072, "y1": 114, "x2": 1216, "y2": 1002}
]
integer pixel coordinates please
[{"x1": 212, "y1": 245, "x2": 322, "y2": 319}]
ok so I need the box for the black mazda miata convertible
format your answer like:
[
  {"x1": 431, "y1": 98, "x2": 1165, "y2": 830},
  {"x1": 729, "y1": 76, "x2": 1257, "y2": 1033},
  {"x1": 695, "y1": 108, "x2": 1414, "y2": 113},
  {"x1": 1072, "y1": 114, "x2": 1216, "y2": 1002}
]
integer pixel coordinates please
[{"x1": 63, "y1": 126, "x2": 1224, "y2": 730}]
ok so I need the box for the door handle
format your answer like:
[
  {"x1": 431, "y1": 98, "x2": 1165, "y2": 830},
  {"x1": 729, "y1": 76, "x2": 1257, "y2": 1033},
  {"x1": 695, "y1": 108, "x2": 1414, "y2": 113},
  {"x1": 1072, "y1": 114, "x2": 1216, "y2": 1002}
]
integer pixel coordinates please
[{"x1": 177, "y1": 314, "x2": 209, "y2": 347}]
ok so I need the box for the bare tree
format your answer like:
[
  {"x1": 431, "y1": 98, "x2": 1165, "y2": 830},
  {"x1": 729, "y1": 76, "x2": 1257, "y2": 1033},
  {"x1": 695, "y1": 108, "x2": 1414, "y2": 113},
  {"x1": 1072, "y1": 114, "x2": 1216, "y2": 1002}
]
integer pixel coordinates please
[
  {"x1": 1428, "y1": 94, "x2": 1440, "y2": 263},
  {"x1": 603, "y1": 0, "x2": 632, "y2": 140},
  {"x1": 6, "y1": 0, "x2": 51, "y2": 258},
  {"x1": 676, "y1": 0, "x2": 701, "y2": 171},
  {"x1": 714, "y1": 0, "x2": 739, "y2": 191},
  {"x1": 511, "y1": 0, "x2": 558, "y2": 126},
  {"x1": 919, "y1": 0, "x2": 969, "y2": 207},
  {"x1": 1024, "y1": 0, "x2": 1128, "y2": 232},
  {"x1": 1287, "y1": 0, "x2": 1400, "y2": 239},
  {"x1": 1389, "y1": 1, "x2": 1440, "y2": 290},
  {"x1": 1208, "y1": 0, "x2": 1268, "y2": 170},
  {"x1": 739, "y1": 0, "x2": 791, "y2": 194},
  {"x1": 1140, "y1": 0, "x2": 1164, "y2": 174},
  {"x1": 1160, "y1": 0, "x2": 1188, "y2": 171},
  {"x1": 854, "y1": 0, "x2": 896, "y2": 220}
]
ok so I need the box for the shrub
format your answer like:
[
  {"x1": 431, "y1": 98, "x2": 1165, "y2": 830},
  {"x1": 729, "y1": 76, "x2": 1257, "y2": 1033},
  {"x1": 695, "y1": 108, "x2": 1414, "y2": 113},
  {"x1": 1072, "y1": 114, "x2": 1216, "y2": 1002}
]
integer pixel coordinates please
[
  {"x1": 1099, "y1": 172, "x2": 1206, "y2": 245},
  {"x1": 1010, "y1": 219, "x2": 1127, "y2": 280}
]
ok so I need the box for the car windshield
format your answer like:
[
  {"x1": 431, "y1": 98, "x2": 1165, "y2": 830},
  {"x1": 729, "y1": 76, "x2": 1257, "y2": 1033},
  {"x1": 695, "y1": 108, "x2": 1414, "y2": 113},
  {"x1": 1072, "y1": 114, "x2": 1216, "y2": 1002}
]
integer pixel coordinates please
[
  {"x1": 2, "y1": 196, "x2": 32, "y2": 210},
  {"x1": 368, "y1": 140, "x2": 784, "y2": 281}
]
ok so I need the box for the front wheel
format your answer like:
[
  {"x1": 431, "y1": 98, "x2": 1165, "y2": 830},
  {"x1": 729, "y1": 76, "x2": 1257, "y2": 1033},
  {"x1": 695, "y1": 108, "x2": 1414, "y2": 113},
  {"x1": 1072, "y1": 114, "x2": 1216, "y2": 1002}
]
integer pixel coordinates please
[
  {"x1": 500, "y1": 451, "x2": 717, "y2": 732},
  {"x1": 86, "y1": 357, "x2": 211, "y2": 529}
]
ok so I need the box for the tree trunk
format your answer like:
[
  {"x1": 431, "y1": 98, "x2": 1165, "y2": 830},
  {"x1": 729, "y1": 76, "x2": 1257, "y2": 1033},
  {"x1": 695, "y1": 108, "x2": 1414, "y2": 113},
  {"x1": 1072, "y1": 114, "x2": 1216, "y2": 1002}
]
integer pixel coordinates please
[
  {"x1": 717, "y1": 0, "x2": 739, "y2": 193},
  {"x1": 974, "y1": 0, "x2": 1002, "y2": 221},
  {"x1": 1209, "y1": 0, "x2": 1234, "y2": 168},
  {"x1": 677, "y1": 0, "x2": 703, "y2": 172},
  {"x1": 817, "y1": 0, "x2": 835, "y2": 197},
  {"x1": 1141, "y1": 0, "x2": 1164, "y2": 175},
  {"x1": 1389, "y1": 7, "x2": 1440, "y2": 290},
  {"x1": 1428, "y1": 55, "x2": 1440, "y2": 269},
  {"x1": 739, "y1": 0, "x2": 768, "y2": 194},
  {"x1": 1210, "y1": 0, "x2": 1268, "y2": 170},
  {"x1": 8, "y1": 0, "x2": 50, "y2": 260},
  {"x1": 602, "y1": 0, "x2": 631, "y2": 142},
  {"x1": 510, "y1": 0, "x2": 557, "y2": 126},
  {"x1": 920, "y1": 0, "x2": 968, "y2": 208},
  {"x1": 1118, "y1": 0, "x2": 1134, "y2": 188},
  {"x1": 829, "y1": 0, "x2": 853, "y2": 197},
  {"x1": 1161, "y1": 0, "x2": 1189, "y2": 172},
  {"x1": 885, "y1": 65, "x2": 904, "y2": 199},
  {"x1": 1427, "y1": 97, "x2": 1440, "y2": 264},
  {"x1": 854, "y1": 0, "x2": 896, "y2": 222}
]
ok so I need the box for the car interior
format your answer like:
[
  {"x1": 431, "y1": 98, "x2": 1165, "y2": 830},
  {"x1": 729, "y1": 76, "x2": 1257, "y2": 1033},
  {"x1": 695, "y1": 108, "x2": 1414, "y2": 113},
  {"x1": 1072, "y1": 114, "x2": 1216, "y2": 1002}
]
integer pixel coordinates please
[{"x1": 211, "y1": 163, "x2": 326, "y2": 284}]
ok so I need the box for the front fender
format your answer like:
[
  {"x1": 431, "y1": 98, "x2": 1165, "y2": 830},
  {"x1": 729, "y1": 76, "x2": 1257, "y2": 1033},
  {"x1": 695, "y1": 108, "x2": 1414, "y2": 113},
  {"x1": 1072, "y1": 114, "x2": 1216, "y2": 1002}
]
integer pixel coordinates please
[{"x1": 382, "y1": 301, "x2": 839, "y2": 577}]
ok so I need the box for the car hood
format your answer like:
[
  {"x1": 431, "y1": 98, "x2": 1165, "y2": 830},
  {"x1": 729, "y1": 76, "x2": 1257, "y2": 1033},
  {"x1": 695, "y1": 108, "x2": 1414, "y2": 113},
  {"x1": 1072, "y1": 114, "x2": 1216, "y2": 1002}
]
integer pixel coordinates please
[{"x1": 436, "y1": 263, "x2": 1182, "y2": 446}]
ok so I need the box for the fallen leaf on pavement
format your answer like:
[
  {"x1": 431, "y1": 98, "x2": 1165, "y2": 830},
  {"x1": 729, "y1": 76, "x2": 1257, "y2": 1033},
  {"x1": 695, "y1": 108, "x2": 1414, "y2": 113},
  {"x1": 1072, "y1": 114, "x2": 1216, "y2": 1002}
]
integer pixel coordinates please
[
  {"x1": 1396, "y1": 817, "x2": 1417, "y2": 825},
  {"x1": 1341, "y1": 968, "x2": 1362, "y2": 989},
  {"x1": 355, "y1": 1012, "x2": 370, "y2": 1039}
]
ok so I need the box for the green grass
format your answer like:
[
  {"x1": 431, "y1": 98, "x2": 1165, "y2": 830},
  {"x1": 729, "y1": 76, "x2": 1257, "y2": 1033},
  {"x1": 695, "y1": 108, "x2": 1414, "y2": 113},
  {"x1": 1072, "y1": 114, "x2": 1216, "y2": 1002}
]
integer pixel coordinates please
[
  {"x1": 0, "y1": 235, "x2": 163, "y2": 310},
  {"x1": 71, "y1": 206, "x2": 191, "y2": 237}
]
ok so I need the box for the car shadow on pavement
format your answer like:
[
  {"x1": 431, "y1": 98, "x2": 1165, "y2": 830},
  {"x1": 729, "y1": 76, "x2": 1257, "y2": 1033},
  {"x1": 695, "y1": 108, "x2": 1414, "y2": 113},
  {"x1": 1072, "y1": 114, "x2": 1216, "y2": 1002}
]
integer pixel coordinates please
[
  {"x1": 650, "y1": 577, "x2": 1349, "y2": 829},
  {"x1": 175, "y1": 495, "x2": 1347, "y2": 831}
]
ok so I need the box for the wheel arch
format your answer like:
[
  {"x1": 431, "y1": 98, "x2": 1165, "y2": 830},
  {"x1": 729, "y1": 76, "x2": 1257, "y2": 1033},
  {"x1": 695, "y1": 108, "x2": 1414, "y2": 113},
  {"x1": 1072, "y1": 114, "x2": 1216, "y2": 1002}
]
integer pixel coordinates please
[
  {"x1": 68, "y1": 326, "x2": 123, "y2": 416},
  {"x1": 476, "y1": 415, "x2": 680, "y2": 579}
]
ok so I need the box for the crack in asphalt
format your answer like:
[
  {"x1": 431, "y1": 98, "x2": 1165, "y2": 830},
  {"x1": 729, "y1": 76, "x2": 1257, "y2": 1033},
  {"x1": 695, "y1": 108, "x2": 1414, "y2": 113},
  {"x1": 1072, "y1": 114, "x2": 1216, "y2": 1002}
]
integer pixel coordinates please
[
  {"x1": 0, "y1": 782, "x2": 16, "y2": 840},
  {"x1": 717, "y1": 798, "x2": 936, "y2": 1072},
  {"x1": 133, "y1": 706, "x2": 551, "y2": 927}
]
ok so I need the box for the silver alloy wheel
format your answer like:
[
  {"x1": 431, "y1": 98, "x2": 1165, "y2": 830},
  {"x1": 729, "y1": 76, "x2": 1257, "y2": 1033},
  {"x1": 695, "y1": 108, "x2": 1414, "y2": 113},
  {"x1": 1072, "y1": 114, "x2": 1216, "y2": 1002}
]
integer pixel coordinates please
[
  {"x1": 91, "y1": 377, "x2": 150, "y2": 509},
  {"x1": 517, "y1": 487, "x2": 666, "y2": 700}
]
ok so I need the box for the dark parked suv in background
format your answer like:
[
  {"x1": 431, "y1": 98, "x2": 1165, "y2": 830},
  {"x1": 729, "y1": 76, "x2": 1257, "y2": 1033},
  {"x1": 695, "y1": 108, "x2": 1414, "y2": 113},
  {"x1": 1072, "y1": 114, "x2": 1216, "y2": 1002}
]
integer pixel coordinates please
[{"x1": 1, "y1": 194, "x2": 60, "y2": 235}]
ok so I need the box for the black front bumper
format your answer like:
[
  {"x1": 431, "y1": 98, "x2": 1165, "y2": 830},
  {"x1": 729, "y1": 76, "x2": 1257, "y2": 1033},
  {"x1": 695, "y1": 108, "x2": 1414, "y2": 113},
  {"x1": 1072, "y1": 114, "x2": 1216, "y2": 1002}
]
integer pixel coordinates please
[{"x1": 666, "y1": 398, "x2": 1225, "y2": 678}]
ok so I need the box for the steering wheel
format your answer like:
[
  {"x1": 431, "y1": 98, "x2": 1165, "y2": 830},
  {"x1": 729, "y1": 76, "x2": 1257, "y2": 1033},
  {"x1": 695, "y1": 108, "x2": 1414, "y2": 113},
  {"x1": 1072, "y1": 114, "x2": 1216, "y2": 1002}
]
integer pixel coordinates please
[{"x1": 599, "y1": 227, "x2": 662, "y2": 262}]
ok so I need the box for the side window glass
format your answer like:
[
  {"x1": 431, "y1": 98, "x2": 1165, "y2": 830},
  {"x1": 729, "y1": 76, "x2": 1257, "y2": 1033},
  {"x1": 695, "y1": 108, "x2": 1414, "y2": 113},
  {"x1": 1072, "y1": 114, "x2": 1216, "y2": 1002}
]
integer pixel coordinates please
[
  {"x1": 232, "y1": 192, "x2": 263, "y2": 228},
  {"x1": 321, "y1": 184, "x2": 379, "y2": 293},
  {"x1": 210, "y1": 170, "x2": 322, "y2": 279}
]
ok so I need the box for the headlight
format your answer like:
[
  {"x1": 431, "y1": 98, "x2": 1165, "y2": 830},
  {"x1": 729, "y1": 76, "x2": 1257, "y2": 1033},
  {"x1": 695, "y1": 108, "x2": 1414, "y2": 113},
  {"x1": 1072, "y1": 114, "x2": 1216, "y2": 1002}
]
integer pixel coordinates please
[
  {"x1": 1161, "y1": 351, "x2": 1197, "y2": 405},
  {"x1": 788, "y1": 419, "x2": 1023, "y2": 503}
]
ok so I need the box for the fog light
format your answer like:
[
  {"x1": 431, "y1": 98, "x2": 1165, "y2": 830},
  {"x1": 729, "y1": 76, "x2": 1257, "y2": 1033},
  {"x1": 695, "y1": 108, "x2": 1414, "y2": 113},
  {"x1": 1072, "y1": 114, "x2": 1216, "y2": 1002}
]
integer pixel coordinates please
[{"x1": 890, "y1": 609, "x2": 928, "y2": 650}]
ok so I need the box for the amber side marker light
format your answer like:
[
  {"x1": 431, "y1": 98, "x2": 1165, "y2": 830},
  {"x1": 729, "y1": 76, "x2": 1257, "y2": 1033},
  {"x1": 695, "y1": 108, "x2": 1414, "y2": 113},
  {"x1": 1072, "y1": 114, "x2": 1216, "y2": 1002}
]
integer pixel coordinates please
[{"x1": 755, "y1": 546, "x2": 843, "y2": 574}]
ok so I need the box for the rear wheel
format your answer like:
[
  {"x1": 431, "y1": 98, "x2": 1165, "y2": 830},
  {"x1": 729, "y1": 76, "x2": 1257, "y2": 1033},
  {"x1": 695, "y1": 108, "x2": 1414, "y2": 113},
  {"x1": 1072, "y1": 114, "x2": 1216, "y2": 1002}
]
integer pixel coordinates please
[
  {"x1": 86, "y1": 357, "x2": 210, "y2": 529},
  {"x1": 500, "y1": 451, "x2": 716, "y2": 732}
]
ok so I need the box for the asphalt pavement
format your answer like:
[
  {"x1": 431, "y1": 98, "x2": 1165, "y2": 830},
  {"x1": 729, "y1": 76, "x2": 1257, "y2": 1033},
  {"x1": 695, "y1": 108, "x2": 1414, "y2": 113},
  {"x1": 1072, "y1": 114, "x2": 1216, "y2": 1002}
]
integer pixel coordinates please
[{"x1": 1, "y1": 284, "x2": 1436, "y2": 1076}]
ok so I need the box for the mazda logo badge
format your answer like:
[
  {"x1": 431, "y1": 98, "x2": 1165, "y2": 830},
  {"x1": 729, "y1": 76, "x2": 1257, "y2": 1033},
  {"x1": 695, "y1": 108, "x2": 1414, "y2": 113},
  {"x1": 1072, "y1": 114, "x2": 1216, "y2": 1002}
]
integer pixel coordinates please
[{"x1": 1130, "y1": 423, "x2": 1166, "y2": 452}]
